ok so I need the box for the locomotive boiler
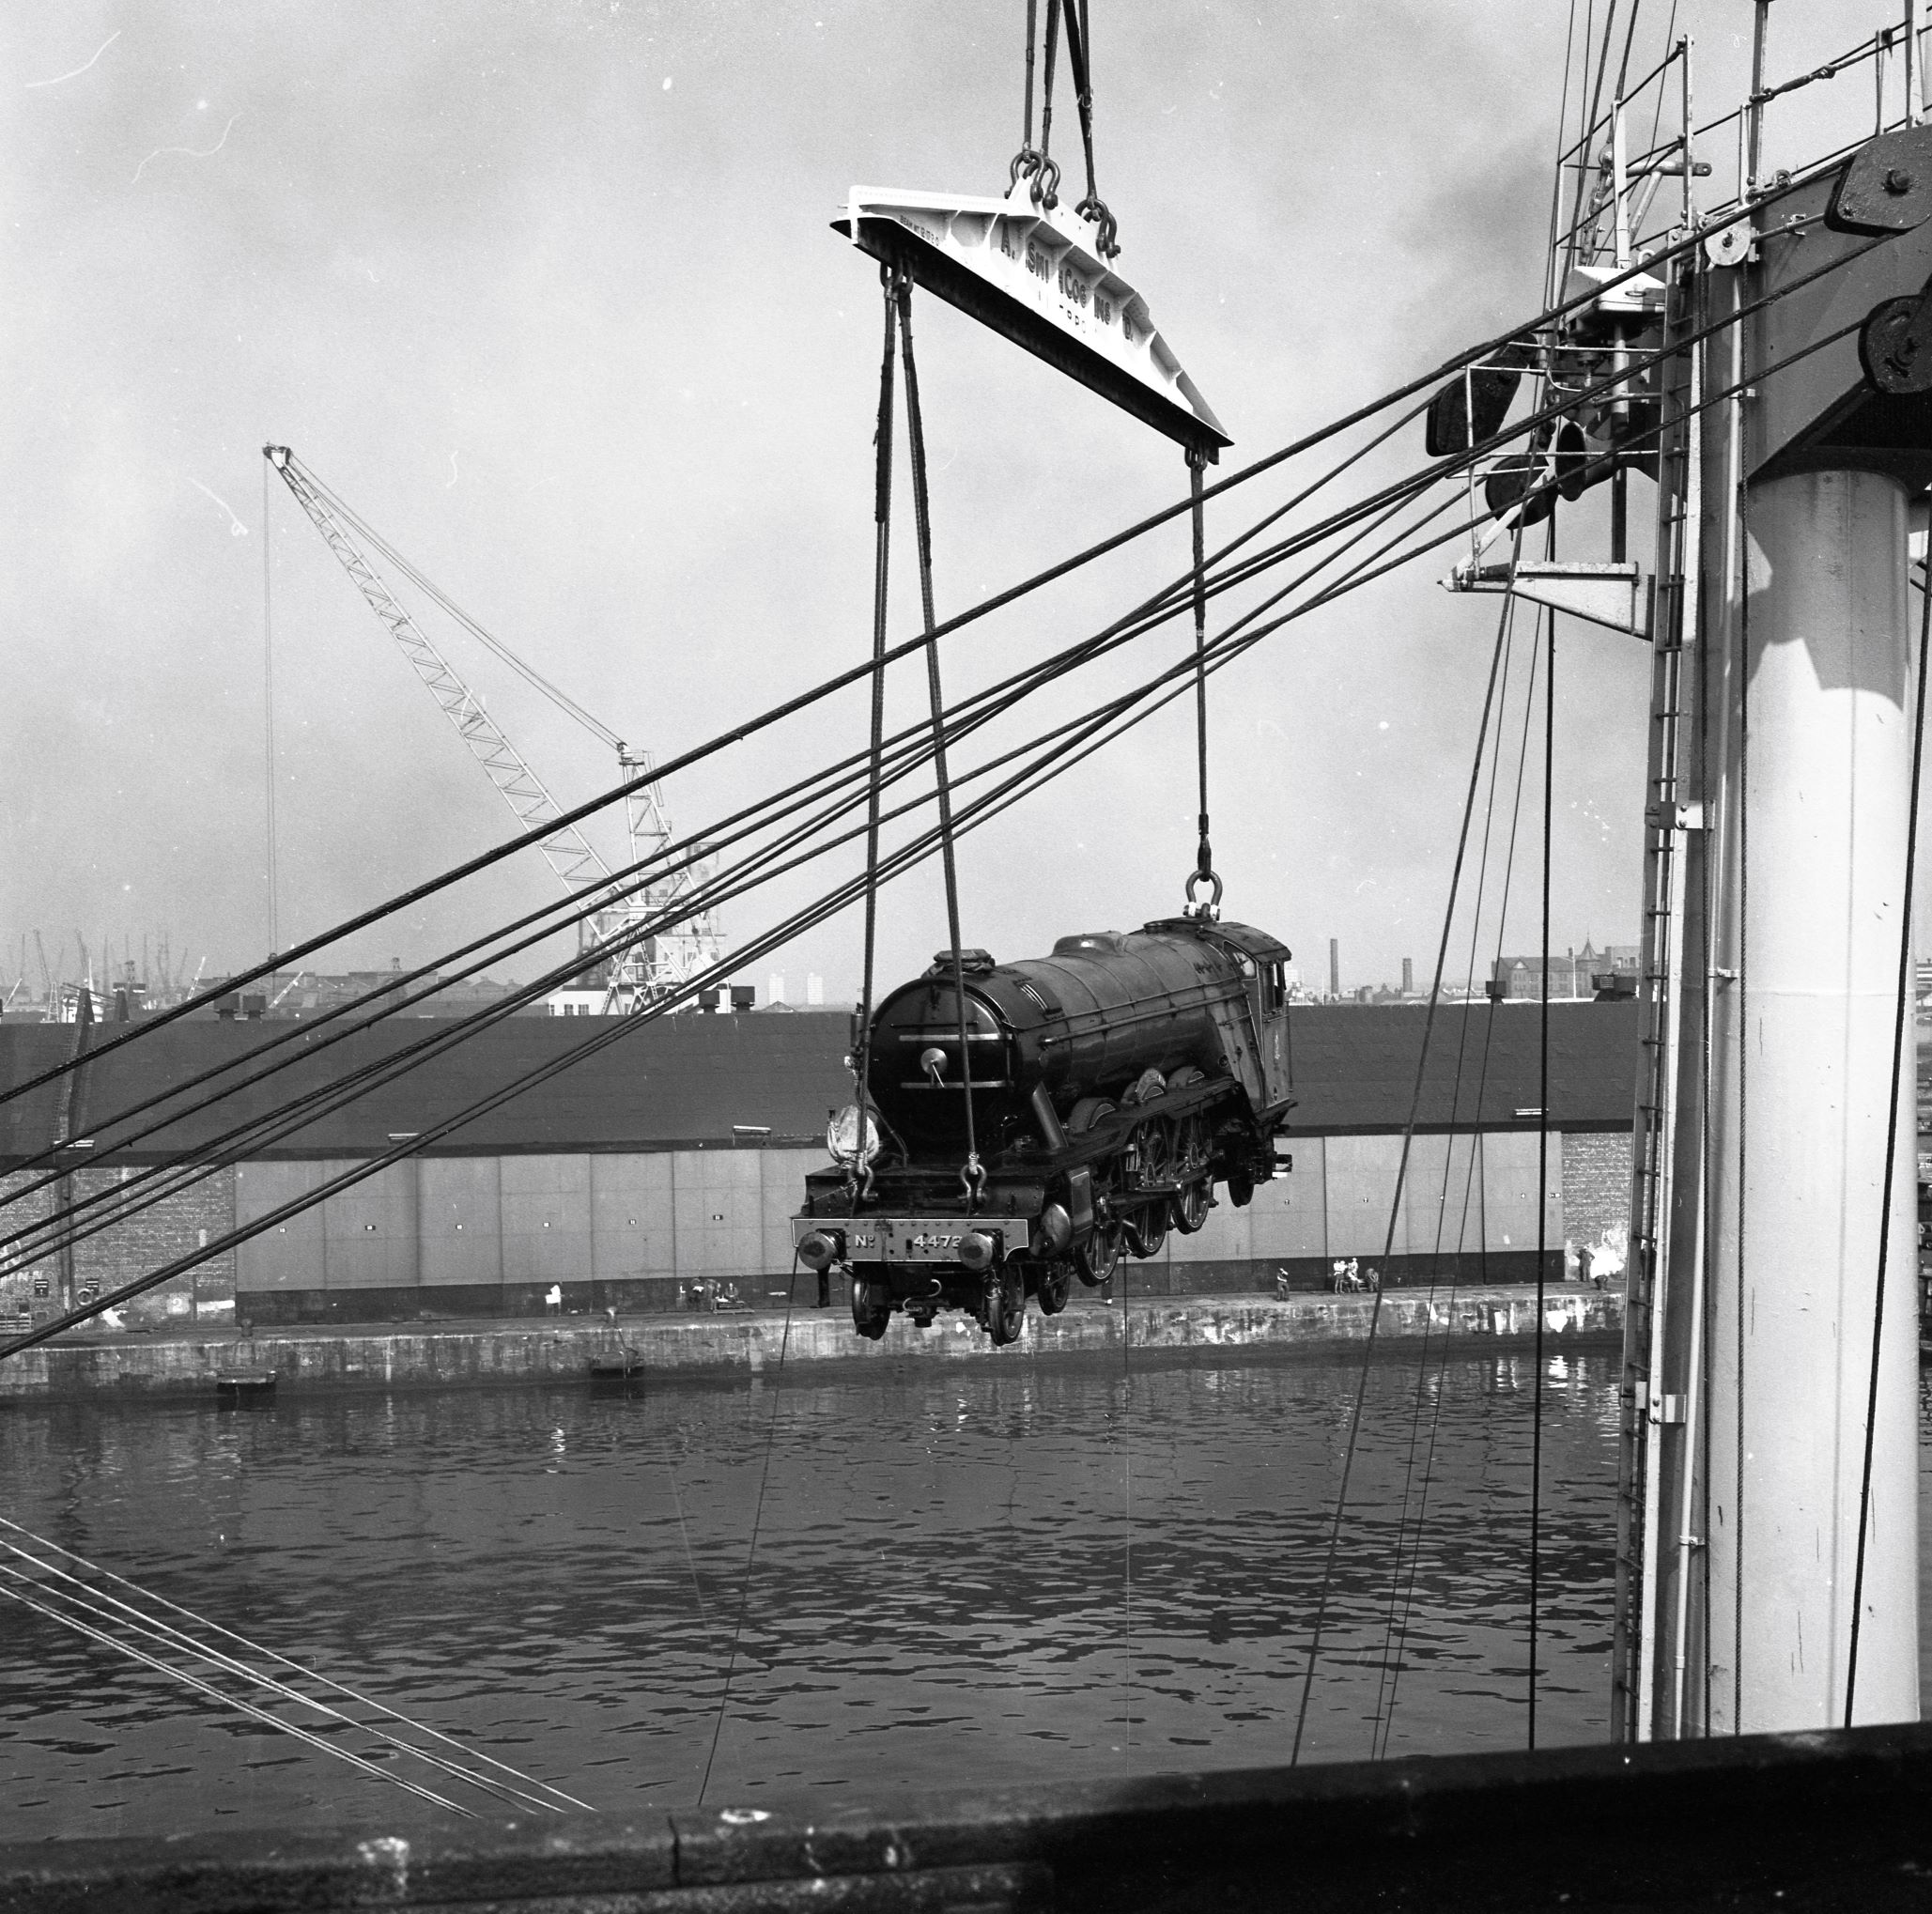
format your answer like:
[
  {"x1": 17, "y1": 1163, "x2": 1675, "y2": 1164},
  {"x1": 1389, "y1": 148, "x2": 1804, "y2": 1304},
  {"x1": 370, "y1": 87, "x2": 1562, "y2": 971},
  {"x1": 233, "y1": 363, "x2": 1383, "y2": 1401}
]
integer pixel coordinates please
[{"x1": 793, "y1": 917, "x2": 1295, "y2": 1344}]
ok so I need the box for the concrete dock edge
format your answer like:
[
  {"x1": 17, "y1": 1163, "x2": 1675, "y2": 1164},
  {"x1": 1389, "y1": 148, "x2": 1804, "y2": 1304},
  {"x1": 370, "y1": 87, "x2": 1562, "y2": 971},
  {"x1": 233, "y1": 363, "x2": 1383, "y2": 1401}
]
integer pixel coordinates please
[{"x1": 0, "y1": 1285, "x2": 1622, "y2": 1400}]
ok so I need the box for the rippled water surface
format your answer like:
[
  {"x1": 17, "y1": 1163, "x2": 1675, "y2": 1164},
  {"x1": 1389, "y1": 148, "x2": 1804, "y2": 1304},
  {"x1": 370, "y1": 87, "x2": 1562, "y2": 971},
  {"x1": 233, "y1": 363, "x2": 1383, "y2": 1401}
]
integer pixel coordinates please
[{"x1": 0, "y1": 1342, "x2": 1778, "y2": 1842}]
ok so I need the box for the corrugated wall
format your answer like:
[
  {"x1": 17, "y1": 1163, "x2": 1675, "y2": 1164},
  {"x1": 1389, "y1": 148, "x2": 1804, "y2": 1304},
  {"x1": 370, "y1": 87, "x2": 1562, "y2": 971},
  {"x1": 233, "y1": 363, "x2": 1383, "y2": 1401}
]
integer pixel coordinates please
[
  {"x1": 231, "y1": 1130, "x2": 1587, "y2": 1320},
  {"x1": 235, "y1": 1148, "x2": 826, "y2": 1319}
]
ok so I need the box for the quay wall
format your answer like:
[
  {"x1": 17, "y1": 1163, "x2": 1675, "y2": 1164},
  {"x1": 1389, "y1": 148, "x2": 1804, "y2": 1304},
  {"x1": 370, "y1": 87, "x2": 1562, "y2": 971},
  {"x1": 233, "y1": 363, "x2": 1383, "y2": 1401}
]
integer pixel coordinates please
[{"x1": 0, "y1": 1284, "x2": 1624, "y2": 1399}]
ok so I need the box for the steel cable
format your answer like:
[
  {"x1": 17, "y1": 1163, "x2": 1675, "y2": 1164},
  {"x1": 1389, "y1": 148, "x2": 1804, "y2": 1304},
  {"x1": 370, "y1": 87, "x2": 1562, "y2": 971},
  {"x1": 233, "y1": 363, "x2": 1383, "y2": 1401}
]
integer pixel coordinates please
[
  {"x1": 0, "y1": 1565, "x2": 477, "y2": 1817},
  {"x1": 0, "y1": 1532, "x2": 580, "y2": 1814},
  {"x1": 1289, "y1": 548, "x2": 1523, "y2": 1766},
  {"x1": 1376, "y1": 599, "x2": 1546, "y2": 1758},
  {"x1": 1843, "y1": 546, "x2": 1932, "y2": 1724},
  {"x1": 0, "y1": 302, "x2": 1862, "y2": 1304},
  {"x1": 0, "y1": 190, "x2": 1811, "y2": 1119}
]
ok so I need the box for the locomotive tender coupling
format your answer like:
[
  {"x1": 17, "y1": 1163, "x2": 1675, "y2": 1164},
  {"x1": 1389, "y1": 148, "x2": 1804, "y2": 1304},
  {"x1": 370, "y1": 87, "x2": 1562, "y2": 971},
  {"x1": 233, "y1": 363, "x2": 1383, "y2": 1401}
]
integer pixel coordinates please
[{"x1": 794, "y1": 917, "x2": 1294, "y2": 1345}]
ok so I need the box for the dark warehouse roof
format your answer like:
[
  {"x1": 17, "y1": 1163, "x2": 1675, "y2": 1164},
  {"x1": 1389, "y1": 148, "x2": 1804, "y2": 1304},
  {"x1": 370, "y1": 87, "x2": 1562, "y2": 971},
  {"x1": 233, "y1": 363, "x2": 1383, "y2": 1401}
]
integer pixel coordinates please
[
  {"x1": 0, "y1": 1011, "x2": 856, "y2": 1164},
  {"x1": 0, "y1": 999, "x2": 1637, "y2": 1165},
  {"x1": 1283, "y1": 1001, "x2": 1639, "y2": 1134}
]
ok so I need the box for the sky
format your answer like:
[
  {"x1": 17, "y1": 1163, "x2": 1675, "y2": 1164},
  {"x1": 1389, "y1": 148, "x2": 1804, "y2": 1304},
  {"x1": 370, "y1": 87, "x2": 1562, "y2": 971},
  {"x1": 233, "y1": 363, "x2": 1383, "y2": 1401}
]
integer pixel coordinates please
[{"x1": 1, "y1": 1, "x2": 1910, "y2": 1005}]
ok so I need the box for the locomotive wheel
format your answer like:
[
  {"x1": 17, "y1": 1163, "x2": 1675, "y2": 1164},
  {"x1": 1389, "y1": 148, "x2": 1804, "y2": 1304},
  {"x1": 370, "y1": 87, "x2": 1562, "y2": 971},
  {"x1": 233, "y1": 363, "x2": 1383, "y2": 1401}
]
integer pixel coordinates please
[
  {"x1": 985, "y1": 1267, "x2": 1026, "y2": 1345},
  {"x1": 1035, "y1": 1263, "x2": 1072, "y2": 1315},
  {"x1": 1171, "y1": 1179, "x2": 1213, "y2": 1233},
  {"x1": 1170, "y1": 1112, "x2": 1213, "y2": 1234},
  {"x1": 849, "y1": 1274, "x2": 891, "y2": 1341},
  {"x1": 1125, "y1": 1118, "x2": 1171, "y2": 1258},
  {"x1": 1076, "y1": 1219, "x2": 1125, "y2": 1288}
]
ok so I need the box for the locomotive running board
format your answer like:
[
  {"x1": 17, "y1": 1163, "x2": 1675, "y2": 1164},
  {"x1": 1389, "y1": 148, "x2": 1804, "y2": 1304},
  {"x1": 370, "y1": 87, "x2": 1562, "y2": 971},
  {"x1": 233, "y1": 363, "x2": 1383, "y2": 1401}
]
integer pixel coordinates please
[{"x1": 834, "y1": 182, "x2": 1230, "y2": 461}]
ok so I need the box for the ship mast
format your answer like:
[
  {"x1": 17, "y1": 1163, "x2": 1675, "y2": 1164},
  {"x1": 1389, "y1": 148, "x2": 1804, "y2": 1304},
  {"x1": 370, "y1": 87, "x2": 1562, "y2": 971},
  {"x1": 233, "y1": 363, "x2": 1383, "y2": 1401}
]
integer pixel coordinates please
[{"x1": 1606, "y1": 16, "x2": 1929, "y2": 1737}]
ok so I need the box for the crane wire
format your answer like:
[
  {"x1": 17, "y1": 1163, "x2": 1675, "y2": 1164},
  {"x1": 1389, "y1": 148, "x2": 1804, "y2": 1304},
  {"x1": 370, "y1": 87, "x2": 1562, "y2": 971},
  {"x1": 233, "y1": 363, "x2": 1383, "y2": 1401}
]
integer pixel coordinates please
[
  {"x1": 262, "y1": 454, "x2": 279, "y2": 959},
  {"x1": 693, "y1": 1245, "x2": 796, "y2": 1805},
  {"x1": 0, "y1": 1515, "x2": 589, "y2": 1811},
  {"x1": 0, "y1": 1527, "x2": 583, "y2": 1814},
  {"x1": 1843, "y1": 553, "x2": 1932, "y2": 1725},
  {"x1": 0, "y1": 329, "x2": 1507, "y2": 1249},
  {"x1": 896, "y1": 277, "x2": 985, "y2": 1202},
  {"x1": 301, "y1": 471, "x2": 627, "y2": 755},
  {"x1": 1377, "y1": 593, "x2": 1549, "y2": 1757},
  {"x1": 0, "y1": 1565, "x2": 477, "y2": 1818},
  {"x1": 1368, "y1": 575, "x2": 1526, "y2": 1757},
  {"x1": 1189, "y1": 451, "x2": 1214, "y2": 906},
  {"x1": 1289, "y1": 549, "x2": 1520, "y2": 1766},
  {"x1": 0, "y1": 278, "x2": 1868, "y2": 1337},
  {"x1": 1529, "y1": 568, "x2": 1557, "y2": 1750},
  {"x1": 2, "y1": 480, "x2": 1470, "y2": 1295},
  {"x1": 0, "y1": 309, "x2": 1863, "y2": 1308},
  {"x1": 0, "y1": 299, "x2": 1862, "y2": 1306},
  {"x1": 0, "y1": 472, "x2": 1507, "y2": 1351},
  {"x1": 854, "y1": 270, "x2": 899, "y2": 1169},
  {"x1": 0, "y1": 193, "x2": 1806, "y2": 1122},
  {"x1": 0, "y1": 425, "x2": 1463, "y2": 1254}
]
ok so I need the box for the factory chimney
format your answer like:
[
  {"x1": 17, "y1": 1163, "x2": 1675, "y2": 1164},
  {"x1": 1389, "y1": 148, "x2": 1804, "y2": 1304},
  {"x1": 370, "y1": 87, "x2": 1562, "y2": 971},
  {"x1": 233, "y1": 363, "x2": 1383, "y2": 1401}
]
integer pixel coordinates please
[
  {"x1": 1401, "y1": 957, "x2": 1414, "y2": 996},
  {"x1": 1328, "y1": 938, "x2": 1339, "y2": 999}
]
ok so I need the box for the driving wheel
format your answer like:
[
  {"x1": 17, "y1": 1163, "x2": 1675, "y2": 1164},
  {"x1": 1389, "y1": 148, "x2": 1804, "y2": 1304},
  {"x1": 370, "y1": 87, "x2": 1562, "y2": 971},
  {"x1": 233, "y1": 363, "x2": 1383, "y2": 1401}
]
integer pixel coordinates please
[
  {"x1": 1076, "y1": 1217, "x2": 1125, "y2": 1288},
  {"x1": 1170, "y1": 1113, "x2": 1213, "y2": 1234},
  {"x1": 1125, "y1": 1118, "x2": 1171, "y2": 1258}
]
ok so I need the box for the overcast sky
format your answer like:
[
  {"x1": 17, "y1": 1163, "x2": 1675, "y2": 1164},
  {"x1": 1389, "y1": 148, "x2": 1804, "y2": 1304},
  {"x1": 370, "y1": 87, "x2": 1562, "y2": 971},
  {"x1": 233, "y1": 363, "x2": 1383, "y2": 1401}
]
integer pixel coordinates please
[{"x1": 1, "y1": 2, "x2": 1905, "y2": 1004}]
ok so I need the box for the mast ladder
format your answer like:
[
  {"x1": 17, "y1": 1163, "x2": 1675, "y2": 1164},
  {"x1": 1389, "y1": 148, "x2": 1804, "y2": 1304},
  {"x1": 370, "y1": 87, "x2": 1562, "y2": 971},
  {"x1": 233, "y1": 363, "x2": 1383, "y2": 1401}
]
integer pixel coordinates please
[{"x1": 1612, "y1": 246, "x2": 1701, "y2": 1742}]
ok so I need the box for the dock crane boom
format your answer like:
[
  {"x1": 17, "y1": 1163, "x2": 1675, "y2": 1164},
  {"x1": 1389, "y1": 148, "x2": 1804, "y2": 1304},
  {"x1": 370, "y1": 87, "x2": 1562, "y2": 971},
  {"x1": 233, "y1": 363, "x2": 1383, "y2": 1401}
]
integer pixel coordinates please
[{"x1": 263, "y1": 446, "x2": 721, "y2": 1011}]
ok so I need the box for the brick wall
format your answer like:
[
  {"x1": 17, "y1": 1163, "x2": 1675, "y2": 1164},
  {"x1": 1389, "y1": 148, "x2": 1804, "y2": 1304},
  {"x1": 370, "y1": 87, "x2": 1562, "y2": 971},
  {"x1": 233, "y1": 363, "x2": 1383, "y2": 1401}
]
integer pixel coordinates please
[{"x1": 0, "y1": 1165, "x2": 236, "y2": 1324}]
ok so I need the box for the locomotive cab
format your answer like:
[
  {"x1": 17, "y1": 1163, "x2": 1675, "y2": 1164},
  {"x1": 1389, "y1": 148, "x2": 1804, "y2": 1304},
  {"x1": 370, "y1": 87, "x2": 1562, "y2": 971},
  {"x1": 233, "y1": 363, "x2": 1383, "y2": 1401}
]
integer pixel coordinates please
[{"x1": 1144, "y1": 918, "x2": 1295, "y2": 1123}]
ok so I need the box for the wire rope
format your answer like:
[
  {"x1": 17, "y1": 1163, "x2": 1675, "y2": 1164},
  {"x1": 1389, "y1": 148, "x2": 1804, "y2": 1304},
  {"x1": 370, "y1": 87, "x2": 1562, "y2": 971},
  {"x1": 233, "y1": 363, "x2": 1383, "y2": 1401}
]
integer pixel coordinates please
[
  {"x1": 896, "y1": 278, "x2": 984, "y2": 1202},
  {"x1": 0, "y1": 476, "x2": 1469, "y2": 1285},
  {"x1": 4, "y1": 295, "x2": 1854, "y2": 1305},
  {"x1": 853, "y1": 270, "x2": 899, "y2": 1176},
  {"x1": 0, "y1": 191, "x2": 1805, "y2": 1120},
  {"x1": 262, "y1": 455, "x2": 279, "y2": 958},
  {"x1": 1529, "y1": 575, "x2": 1557, "y2": 1751},
  {"x1": 0, "y1": 1530, "x2": 579, "y2": 1814},
  {"x1": 1289, "y1": 557, "x2": 1528, "y2": 1765},
  {"x1": 0, "y1": 1515, "x2": 589, "y2": 1811},
  {"x1": 0, "y1": 1566, "x2": 476, "y2": 1817},
  {"x1": 1188, "y1": 450, "x2": 1214, "y2": 908},
  {"x1": 1843, "y1": 549, "x2": 1932, "y2": 1724},
  {"x1": 1370, "y1": 575, "x2": 1528, "y2": 1757},
  {"x1": 2, "y1": 281, "x2": 1868, "y2": 1335},
  {"x1": 696, "y1": 1260, "x2": 796, "y2": 1806},
  {"x1": 1385, "y1": 610, "x2": 1549, "y2": 1753}
]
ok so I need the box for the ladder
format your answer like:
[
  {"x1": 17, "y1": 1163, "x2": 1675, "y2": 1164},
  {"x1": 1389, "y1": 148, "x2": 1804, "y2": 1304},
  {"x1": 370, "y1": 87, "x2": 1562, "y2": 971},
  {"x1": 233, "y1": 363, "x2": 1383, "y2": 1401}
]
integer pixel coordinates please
[{"x1": 1612, "y1": 244, "x2": 1702, "y2": 1742}]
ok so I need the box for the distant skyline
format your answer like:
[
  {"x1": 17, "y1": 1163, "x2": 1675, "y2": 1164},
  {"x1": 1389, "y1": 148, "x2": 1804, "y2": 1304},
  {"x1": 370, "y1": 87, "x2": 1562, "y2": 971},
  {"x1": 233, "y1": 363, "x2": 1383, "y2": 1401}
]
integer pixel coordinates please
[{"x1": 8, "y1": 3, "x2": 1923, "y2": 1007}]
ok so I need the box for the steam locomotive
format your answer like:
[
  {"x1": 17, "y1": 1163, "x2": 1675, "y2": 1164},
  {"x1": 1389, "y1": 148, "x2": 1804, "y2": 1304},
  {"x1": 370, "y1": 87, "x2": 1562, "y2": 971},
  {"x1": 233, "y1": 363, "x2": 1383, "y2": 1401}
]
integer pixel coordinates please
[{"x1": 793, "y1": 916, "x2": 1295, "y2": 1343}]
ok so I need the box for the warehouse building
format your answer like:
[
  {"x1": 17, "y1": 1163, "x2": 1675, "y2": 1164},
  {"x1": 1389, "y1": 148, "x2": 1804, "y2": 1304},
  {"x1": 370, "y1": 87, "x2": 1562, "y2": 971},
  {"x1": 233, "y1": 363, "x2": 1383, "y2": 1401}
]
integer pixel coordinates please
[{"x1": 0, "y1": 1002, "x2": 1636, "y2": 1325}]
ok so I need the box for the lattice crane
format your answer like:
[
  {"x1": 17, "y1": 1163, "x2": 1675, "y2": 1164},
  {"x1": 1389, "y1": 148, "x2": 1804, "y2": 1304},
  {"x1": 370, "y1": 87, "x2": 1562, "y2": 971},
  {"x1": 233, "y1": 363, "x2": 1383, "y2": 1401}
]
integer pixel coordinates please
[{"x1": 264, "y1": 446, "x2": 721, "y2": 1011}]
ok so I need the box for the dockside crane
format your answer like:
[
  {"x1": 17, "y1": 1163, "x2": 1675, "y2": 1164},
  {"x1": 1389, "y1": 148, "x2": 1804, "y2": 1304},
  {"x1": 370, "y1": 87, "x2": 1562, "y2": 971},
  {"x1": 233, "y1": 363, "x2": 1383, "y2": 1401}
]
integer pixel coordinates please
[{"x1": 263, "y1": 446, "x2": 722, "y2": 1011}]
